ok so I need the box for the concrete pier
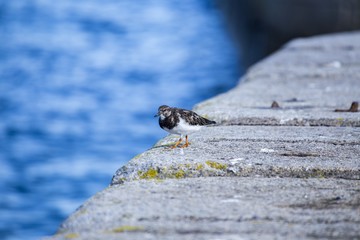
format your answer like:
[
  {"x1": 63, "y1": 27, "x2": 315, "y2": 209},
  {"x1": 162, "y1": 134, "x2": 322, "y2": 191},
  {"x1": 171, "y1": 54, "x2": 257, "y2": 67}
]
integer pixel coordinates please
[{"x1": 46, "y1": 31, "x2": 360, "y2": 240}]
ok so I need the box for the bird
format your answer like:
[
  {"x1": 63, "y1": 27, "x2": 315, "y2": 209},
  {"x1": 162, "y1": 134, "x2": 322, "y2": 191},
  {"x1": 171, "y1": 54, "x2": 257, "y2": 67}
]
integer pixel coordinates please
[{"x1": 154, "y1": 105, "x2": 216, "y2": 148}]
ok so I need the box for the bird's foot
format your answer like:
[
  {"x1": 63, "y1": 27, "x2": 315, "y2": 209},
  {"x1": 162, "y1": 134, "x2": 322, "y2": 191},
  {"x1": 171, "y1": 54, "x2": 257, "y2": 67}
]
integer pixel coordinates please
[
  {"x1": 180, "y1": 136, "x2": 190, "y2": 148},
  {"x1": 170, "y1": 138, "x2": 182, "y2": 149},
  {"x1": 180, "y1": 142, "x2": 190, "y2": 148}
]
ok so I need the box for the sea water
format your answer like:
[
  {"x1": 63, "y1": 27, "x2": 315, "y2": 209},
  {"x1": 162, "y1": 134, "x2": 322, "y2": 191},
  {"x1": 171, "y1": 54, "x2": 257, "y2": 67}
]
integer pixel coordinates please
[{"x1": 0, "y1": 0, "x2": 240, "y2": 239}]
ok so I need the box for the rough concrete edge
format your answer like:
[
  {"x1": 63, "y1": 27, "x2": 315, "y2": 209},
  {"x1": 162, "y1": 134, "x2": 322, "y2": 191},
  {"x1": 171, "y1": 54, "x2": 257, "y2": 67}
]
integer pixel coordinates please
[
  {"x1": 109, "y1": 33, "x2": 360, "y2": 185},
  {"x1": 109, "y1": 130, "x2": 360, "y2": 185},
  {"x1": 110, "y1": 33, "x2": 360, "y2": 185},
  {"x1": 110, "y1": 154, "x2": 360, "y2": 186}
]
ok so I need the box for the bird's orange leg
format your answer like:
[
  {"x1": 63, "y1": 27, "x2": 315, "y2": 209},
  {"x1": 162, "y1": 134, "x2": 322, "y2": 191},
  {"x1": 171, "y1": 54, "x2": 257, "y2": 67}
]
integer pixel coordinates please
[
  {"x1": 171, "y1": 138, "x2": 182, "y2": 149},
  {"x1": 181, "y1": 135, "x2": 190, "y2": 148}
]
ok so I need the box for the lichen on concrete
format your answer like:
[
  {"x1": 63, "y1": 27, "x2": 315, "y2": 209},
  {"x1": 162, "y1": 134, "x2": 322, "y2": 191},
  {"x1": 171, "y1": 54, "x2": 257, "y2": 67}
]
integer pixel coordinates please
[
  {"x1": 111, "y1": 225, "x2": 143, "y2": 233},
  {"x1": 205, "y1": 160, "x2": 228, "y2": 170},
  {"x1": 138, "y1": 168, "x2": 159, "y2": 180},
  {"x1": 64, "y1": 233, "x2": 79, "y2": 239},
  {"x1": 196, "y1": 163, "x2": 204, "y2": 171}
]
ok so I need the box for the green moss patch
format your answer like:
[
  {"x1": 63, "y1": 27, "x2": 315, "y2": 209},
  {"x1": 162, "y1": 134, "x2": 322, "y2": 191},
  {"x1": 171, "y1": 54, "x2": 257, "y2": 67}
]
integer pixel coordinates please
[
  {"x1": 64, "y1": 233, "x2": 79, "y2": 239},
  {"x1": 205, "y1": 160, "x2": 227, "y2": 170},
  {"x1": 196, "y1": 163, "x2": 204, "y2": 171},
  {"x1": 174, "y1": 169, "x2": 186, "y2": 179},
  {"x1": 138, "y1": 168, "x2": 159, "y2": 179},
  {"x1": 112, "y1": 225, "x2": 143, "y2": 233}
]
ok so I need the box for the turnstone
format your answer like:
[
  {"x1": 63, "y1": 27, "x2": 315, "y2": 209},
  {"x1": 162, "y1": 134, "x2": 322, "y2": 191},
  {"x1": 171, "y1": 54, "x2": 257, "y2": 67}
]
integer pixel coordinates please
[{"x1": 154, "y1": 105, "x2": 216, "y2": 148}]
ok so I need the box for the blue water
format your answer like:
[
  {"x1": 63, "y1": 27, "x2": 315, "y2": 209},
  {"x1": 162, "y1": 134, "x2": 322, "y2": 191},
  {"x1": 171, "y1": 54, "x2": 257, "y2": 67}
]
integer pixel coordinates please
[{"x1": 0, "y1": 0, "x2": 240, "y2": 239}]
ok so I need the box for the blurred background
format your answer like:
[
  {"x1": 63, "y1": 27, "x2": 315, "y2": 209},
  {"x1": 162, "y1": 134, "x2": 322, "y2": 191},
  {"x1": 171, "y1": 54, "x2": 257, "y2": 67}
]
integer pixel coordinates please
[
  {"x1": 0, "y1": 1, "x2": 239, "y2": 239},
  {"x1": 1, "y1": 0, "x2": 360, "y2": 239}
]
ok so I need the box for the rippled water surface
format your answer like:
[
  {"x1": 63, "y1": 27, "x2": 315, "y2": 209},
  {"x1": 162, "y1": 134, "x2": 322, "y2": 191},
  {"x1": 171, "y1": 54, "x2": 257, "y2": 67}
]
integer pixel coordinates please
[{"x1": 0, "y1": 0, "x2": 239, "y2": 239}]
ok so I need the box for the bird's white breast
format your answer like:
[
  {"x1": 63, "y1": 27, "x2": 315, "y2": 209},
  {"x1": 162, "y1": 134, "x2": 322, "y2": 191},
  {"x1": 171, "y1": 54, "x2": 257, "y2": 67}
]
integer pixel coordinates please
[{"x1": 164, "y1": 117, "x2": 203, "y2": 136}]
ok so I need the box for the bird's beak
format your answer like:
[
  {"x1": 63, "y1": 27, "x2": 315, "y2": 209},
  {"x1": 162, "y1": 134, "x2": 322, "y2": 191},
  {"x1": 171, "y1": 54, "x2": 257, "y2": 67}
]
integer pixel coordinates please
[{"x1": 154, "y1": 113, "x2": 159, "y2": 117}]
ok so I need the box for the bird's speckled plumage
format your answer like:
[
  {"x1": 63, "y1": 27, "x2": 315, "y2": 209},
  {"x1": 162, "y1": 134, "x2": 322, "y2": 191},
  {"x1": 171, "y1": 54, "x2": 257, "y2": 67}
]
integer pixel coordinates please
[{"x1": 154, "y1": 105, "x2": 216, "y2": 148}]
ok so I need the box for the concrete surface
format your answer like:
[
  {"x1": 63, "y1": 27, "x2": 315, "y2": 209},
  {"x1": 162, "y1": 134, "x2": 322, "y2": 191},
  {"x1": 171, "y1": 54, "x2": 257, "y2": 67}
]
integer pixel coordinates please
[
  {"x1": 51, "y1": 177, "x2": 359, "y2": 240},
  {"x1": 45, "y1": 31, "x2": 360, "y2": 239},
  {"x1": 194, "y1": 32, "x2": 360, "y2": 127}
]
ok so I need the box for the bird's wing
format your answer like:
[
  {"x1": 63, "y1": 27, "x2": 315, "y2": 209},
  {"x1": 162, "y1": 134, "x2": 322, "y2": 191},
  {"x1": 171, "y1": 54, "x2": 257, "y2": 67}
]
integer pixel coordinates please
[{"x1": 178, "y1": 109, "x2": 216, "y2": 126}]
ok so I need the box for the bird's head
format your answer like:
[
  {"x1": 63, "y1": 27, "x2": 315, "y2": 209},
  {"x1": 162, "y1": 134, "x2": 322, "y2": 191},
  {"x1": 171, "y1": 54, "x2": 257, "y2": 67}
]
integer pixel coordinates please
[{"x1": 154, "y1": 105, "x2": 172, "y2": 119}]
